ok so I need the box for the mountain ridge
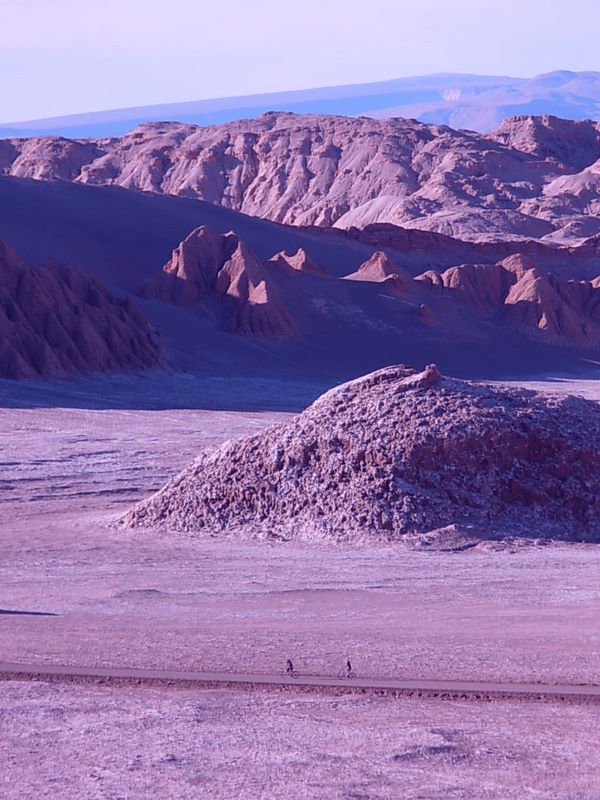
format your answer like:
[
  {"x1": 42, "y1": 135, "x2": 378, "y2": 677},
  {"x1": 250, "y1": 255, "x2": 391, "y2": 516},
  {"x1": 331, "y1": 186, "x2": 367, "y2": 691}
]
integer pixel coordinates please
[
  {"x1": 2, "y1": 70, "x2": 600, "y2": 138},
  {"x1": 4, "y1": 112, "x2": 600, "y2": 245}
]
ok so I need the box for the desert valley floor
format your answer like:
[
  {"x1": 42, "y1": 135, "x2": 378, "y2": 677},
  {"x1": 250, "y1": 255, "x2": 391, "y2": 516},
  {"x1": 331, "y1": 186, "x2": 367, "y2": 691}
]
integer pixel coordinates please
[{"x1": 1, "y1": 377, "x2": 600, "y2": 799}]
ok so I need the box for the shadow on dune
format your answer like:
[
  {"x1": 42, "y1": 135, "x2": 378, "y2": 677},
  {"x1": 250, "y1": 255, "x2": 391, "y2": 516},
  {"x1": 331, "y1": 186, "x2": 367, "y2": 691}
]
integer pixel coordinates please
[
  {"x1": 0, "y1": 372, "x2": 329, "y2": 412},
  {"x1": 1, "y1": 356, "x2": 599, "y2": 412},
  {"x1": 0, "y1": 609, "x2": 59, "y2": 617}
]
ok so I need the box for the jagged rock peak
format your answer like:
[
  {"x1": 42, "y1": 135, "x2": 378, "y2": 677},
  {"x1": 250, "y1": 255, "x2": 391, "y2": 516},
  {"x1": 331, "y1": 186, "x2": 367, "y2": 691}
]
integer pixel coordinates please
[
  {"x1": 269, "y1": 248, "x2": 328, "y2": 275},
  {"x1": 344, "y1": 251, "x2": 413, "y2": 293}
]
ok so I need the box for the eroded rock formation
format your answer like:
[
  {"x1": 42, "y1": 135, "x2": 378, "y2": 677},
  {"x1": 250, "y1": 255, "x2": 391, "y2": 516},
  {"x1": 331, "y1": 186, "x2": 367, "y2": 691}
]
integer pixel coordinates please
[
  {"x1": 269, "y1": 248, "x2": 328, "y2": 276},
  {"x1": 416, "y1": 254, "x2": 600, "y2": 346},
  {"x1": 142, "y1": 225, "x2": 294, "y2": 339},
  {"x1": 344, "y1": 251, "x2": 413, "y2": 294}
]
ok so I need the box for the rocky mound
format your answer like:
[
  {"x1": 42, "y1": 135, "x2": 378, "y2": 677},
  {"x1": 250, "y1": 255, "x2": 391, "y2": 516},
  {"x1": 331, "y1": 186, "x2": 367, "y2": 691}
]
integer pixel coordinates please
[
  {"x1": 0, "y1": 240, "x2": 159, "y2": 379},
  {"x1": 124, "y1": 364, "x2": 600, "y2": 544},
  {"x1": 142, "y1": 225, "x2": 294, "y2": 339},
  {"x1": 5, "y1": 112, "x2": 600, "y2": 244}
]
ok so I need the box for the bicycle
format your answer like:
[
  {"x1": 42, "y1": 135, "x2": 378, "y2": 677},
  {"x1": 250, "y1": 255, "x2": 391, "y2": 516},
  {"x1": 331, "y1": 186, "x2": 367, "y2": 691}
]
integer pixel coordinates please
[
  {"x1": 283, "y1": 660, "x2": 298, "y2": 679},
  {"x1": 283, "y1": 667, "x2": 299, "y2": 679}
]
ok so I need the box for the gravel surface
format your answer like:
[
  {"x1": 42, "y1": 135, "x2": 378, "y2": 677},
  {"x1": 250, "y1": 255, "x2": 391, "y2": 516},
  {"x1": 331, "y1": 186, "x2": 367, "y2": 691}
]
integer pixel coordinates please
[{"x1": 1, "y1": 681, "x2": 599, "y2": 800}]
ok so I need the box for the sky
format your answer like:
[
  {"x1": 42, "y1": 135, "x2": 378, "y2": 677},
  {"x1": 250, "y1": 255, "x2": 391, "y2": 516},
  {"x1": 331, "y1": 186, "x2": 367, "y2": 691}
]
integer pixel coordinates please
[{"x1": 1, "y1": 0, "x2": 598, "y2": 122}]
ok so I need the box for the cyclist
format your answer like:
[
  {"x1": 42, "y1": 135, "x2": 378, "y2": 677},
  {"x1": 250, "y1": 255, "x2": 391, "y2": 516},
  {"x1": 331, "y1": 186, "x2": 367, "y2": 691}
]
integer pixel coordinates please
[{"x1": 339, "y1": 658, "x2": 354, "y2": 678}]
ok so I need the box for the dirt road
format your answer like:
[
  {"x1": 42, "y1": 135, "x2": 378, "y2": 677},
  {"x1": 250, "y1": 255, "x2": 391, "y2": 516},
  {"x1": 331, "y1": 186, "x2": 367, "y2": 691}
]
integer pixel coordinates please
[{"x1": 1, "y1": 661, "x2": 598, "y2": 703}]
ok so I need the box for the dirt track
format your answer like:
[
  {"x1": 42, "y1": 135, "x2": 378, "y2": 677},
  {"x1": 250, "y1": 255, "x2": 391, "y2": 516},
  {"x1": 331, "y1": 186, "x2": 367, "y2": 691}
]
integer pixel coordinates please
[{"x1": 2, "y1": 662, "x2": 599, "y2": 704}]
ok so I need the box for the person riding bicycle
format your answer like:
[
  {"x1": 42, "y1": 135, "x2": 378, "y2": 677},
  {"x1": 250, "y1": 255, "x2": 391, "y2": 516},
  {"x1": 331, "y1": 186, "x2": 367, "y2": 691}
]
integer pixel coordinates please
[
  {"x1": 338, "y1": 657, "x2": 354, "y2": 678},
  {"x1": 285, "y1": 658, "x2": 294, "y2": 676}
]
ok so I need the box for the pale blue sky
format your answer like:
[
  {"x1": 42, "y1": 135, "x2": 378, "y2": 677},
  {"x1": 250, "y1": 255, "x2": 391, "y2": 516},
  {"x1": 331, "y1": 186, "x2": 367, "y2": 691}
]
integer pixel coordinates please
[{"x1": 2, "y1": 0, "x2": 598, "y2": 122}]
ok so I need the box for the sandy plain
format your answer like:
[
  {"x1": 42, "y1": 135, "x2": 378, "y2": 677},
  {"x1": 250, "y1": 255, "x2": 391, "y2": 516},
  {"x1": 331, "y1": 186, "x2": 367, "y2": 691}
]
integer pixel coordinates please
[{"x1": 1, "y1": 378, "x2": 600, "y2": 798}]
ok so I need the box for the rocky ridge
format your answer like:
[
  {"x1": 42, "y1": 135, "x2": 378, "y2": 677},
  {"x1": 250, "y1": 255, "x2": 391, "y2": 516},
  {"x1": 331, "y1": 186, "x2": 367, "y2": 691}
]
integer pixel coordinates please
[
  {"x1": 414, "y1": 254, "x2": 600, "y2": 346},
  {"x1": 337, "y1": 248, "x2": 600, "y2": 347},
  {"x1": 0, "y1": 240, "x2": 159, "y2": 379},
  {"x1": 4, "y1": 113, "x2": 600, "y2": 244},
  {"x1": 124, "y1": 364, "x2": 600, "y2": 544},
  {"x1": 142, "y1": 223, "x2": 600, "y2": 348}
]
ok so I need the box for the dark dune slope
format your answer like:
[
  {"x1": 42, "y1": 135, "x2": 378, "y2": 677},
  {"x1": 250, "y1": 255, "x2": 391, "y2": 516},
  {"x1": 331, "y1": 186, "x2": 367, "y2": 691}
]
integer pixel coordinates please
[{"x1": 0, "y1": 176, "x2": 373, "y2": 293}]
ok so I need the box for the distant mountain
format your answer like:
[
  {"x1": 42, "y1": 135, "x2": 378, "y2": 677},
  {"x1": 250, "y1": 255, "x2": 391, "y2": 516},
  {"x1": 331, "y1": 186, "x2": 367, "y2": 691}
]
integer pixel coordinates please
[{"x1": 2, "y1": 71, "x2": 600, "y2": 138}]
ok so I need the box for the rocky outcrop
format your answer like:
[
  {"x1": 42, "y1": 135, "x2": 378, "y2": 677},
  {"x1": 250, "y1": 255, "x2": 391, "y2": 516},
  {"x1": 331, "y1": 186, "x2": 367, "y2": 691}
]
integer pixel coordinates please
[
  {"x1": 415, "y1": 262, "x2": 516, "y2": 315},
  {"x1": 143, "y1": 225, "x2": 232, "y2": 306},
  {"x1": 415, "y1": 253, "x2": 600, "y2": 346},
  {"x1": 5, "y1": 112, "x2": 600, "y2": 243},
  {"x1": 124, "y1": 364, "x2": 600, "y2": 543},
  {"x1": 0, "y1": 240, "x2": 159, "y2": 379},
  {"x1": 143, "y1": 226, "x2": 294, "y2": 339},
  {"x1": 7, "y1": 136, "x2": 102, "y2": 181},
  {"x1": 489, "y1": 115, "x2": 600, "y2": 171},
  {"x1": 344, "y1": 251, "x2": 413, "y2": 294},
  {"x1": 269, "y1": 248, "x2": 328, "y2": 275}
]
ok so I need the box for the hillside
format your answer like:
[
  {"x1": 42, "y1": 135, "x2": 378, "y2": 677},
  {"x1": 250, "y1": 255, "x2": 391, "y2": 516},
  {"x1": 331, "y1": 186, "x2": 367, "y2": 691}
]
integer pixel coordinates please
[{"x1": 4, "y1": 113, "x2": 600, "y2": 244}]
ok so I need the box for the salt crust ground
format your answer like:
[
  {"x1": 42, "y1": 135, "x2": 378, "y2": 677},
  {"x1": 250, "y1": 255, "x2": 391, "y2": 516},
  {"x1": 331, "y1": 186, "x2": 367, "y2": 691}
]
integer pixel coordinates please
[
  {"x1": 1, "y1": 378, "x2": 600, "y2": 798},
  {"x1": 1, "y1": 681, "x2": 599, "y2": 800}
]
